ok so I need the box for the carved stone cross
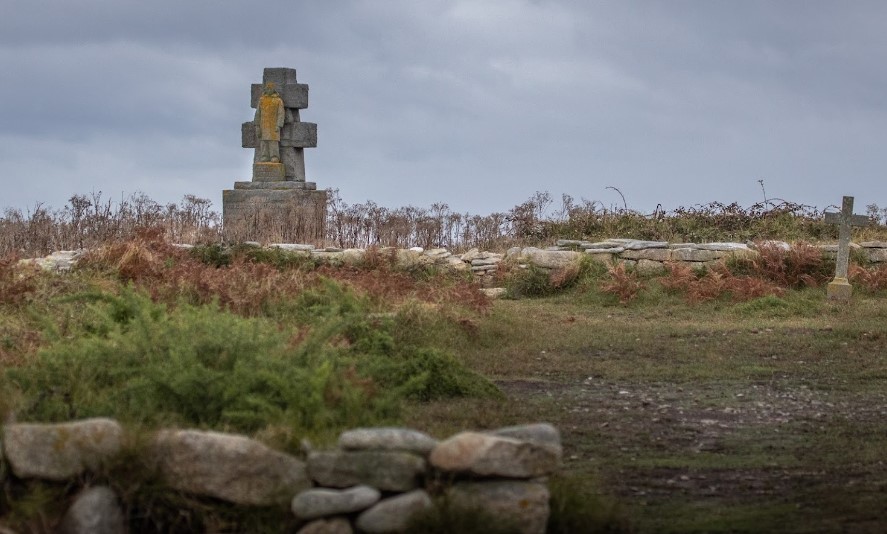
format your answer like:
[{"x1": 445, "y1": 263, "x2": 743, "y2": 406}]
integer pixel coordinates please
[
  {"x1": 824, "y1": 195, "x2": 870, "y2": 300},
  {"x1": 241, "y1": 68, "x2": 317, "y2": 182}
]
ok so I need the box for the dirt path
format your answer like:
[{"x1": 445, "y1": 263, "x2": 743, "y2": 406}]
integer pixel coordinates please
[{"x1": 497, "y1": 378, "x2": 887, "y2": 533}]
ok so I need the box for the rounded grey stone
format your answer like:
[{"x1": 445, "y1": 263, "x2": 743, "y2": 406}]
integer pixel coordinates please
[
  {"x1": 430, "y1": 432, "x2": 559, "y2": 478},
  {"x1": 153, "y1": 429, "x2": 309, "y2": 505},
  {"x1": 355, "y1": 490, "x2": 432, "y2": 534},
  {"x1": 338, "y1": 428, "x2": 438, "y2": 455},
  {"x1": 2, "y1": 418, "x2": 123, "y2": 480},
  {"x1": 291, "y1": 485, "x2": 380, "y2": 520},
  {"x1": 480, "y1": 287, "x2": 508, "y2": 299},
  {"x1": 447, "y1": 481, "x2": 550, "y2": 534},
  {"x1": 519, "y1": 247, "x2": 581, "y2": 269},
  {"x1": 57, "y1": 486, "x2": 126, "y2": 534},
  {"x1": 491, "y1": 423, "x2": 562, "y2": 457}
]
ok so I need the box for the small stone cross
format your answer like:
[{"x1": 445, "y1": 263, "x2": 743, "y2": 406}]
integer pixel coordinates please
[{"x1": 824, "y1": 195, "x2": 870, "y2": 300}]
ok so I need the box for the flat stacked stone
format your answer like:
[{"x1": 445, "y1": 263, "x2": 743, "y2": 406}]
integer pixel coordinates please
[
  {"x1": 338, "y1": 427, "x2": 438, "y2": 456},
  {"x1": 307, "y1": 450, "x2": 426, "y2": 492},
  {"x1": 860, "y1": 241, "x2": 887, "y2": 262},
  {"x1": 291, "y1": 485, "x2": 381, "y2": 520}
]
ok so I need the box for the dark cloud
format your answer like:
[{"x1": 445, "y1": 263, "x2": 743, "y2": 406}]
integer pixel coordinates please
[{"x1": 2, "y1": 0, "x2": 886, "y2": 216}]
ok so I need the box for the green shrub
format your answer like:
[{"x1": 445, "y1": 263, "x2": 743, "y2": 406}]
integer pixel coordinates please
[
  {"x1": 189, "y1": 243, "x2": 231, "y2": 267},
  {"x1": 240, "y1": 245, "x2": 317, "y2": 270},
  {"x1": 506, "y1": 264, "x2": 559, "y2": 298},
  {"x1": 289, "y1": 281, "x2": 500, "y2": 401},
  {"x1": 364, "y1": 348, "x2": 503, "y2": 401},
  {"x1": 191, "y1": 243, "x2": 318, "y2": 271},
  {"x1": 4, "y1": 289, "x2": 386, "y2": 432},
  {"x1": 3, "y1": 282, "x2": 499, "y2": 433}
]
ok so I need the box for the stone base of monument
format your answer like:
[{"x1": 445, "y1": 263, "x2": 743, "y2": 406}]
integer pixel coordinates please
[
  {"x1": 222, "y1": 185, "x2": 327, "y2": 243},
  {"x1": 253, "y1": 163, "x2": 287, "y2": 182},
  {"x1": 826, "y1": 278, "x2": 853, "y2": 301}
]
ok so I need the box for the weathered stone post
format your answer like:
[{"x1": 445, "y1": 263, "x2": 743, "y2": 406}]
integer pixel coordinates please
[
  {"x1": 824, "y1": 195, "x2": 870, "y2": 301},
  {"x1": 223, "y1": 67, "x2": 327, "y2": 242}
]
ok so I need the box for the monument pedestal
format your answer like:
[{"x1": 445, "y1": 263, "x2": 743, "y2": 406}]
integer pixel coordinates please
[
  {"x1": 222, "y1": 181, "x2": 327, "y2": 243},
  {"x1": 826, "y1": 277, "x2": 852, "y2": 301},
  {"x1": 223, "y1": 182, "x2": 327, "y2": 242}
]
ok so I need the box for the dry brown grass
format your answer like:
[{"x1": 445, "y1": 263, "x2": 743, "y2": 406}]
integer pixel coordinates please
[
  {"x1": 660, "y1": 262, "x2": 784, "y2": 303},
  {"x1": 748, "y1": 242, "x2": 831, "y2": 288},
  {"x1": 600, "y1": 263, "x2": 643, "y2": 303},
  {"x1": 316, "y1": 248, "x2": 491, "y2": 314},
  {"x1": 0, "y1": 255, "x2": 39, "y2": 307},
  {"x1": 80, "y1": 230, "x2": 309, "y2": 315},
  {"x1": 78, "y1": 235, "x2": 490, "y2": 317},
  {"x1": 850, "y1": 263, "x2": 887, "y2": 292}
]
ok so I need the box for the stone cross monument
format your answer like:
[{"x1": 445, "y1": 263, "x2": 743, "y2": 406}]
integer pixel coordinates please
[
  {"x1": 223, "y1": 68, "x2": 327, "y2": 241},
  {"x1": 824, "y1": 195, "x2": 870, "y2": 301}
]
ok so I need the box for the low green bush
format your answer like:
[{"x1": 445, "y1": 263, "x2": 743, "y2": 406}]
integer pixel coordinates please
[
  {"x1": 506, "y1": 264, "x2": 555, "y2": 298},
  {"x1": 3, "y1": 282, "x2": 498, "y2": 434},
  {"x1": 189, "y1": 243, "x2": 232, "y2": 267}
]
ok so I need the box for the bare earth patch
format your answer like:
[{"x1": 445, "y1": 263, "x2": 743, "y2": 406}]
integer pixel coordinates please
[{"x1": 496, "y1": 377, "x2": 887, "y2": 533}]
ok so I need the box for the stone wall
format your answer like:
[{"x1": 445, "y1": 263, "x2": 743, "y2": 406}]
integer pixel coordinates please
[
  {"x1": 0, "y1": 420, "x2": 559, "y2": 534},
  {"x1": 19, "y1": 239, "x2": 887, "y2": 289}
]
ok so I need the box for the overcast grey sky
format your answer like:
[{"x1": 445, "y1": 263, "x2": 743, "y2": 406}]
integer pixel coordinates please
[{"x1": 2, "y1": 0, "x2": 886, "y2": 216}]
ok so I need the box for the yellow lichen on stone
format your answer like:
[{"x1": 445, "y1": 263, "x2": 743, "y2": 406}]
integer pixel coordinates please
[{"x1": 53, "y1": 427, "x2": 71, "y2": 452}]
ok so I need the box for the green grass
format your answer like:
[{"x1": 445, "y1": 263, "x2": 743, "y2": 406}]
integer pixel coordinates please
[
  {"x1": 403, "y1": 285, "x2": 887, "y2": 533},
  {"x1": 3, "y1": 242, "x2": 887, "y2": 532}
]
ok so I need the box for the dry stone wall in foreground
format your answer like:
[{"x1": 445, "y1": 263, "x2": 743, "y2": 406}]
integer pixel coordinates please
[{"x1": 0, "y1": 420, "x2": 560, "y2": 534}]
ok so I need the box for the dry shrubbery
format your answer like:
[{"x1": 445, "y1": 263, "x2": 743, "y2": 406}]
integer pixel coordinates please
[
  {"x1": 315, "y1": 247, "x2": 491, "y2": 314},
  {"x1": 0, "y1": 256, "x2": 40, "y2": 307},
  {"x1": 850, "y1": 264, "x2": 887, "y2": 291},
  {"x1": 744, "y1": 242, "x2": 832, "y2": 288},
  {"x1": 600, "y1": 263, "x2": 643, "y2": 304},
  {"x1": 1, "y1": 192, "x2": 219, "y2": 258},
  {"x1": 603, "y1": 243, "x2": 833, "y2": 304},
  {"x1": 658, "y1": 262, "x2": 784, "y2": 304},
  {"x1": 8, "y1": 190, "x2": 887, "y2": 258},
  {"x1": 78, "y1": 231, "x2": 490, "y2": 317},
  {"x1": 80, "y1": 230, "x2": 307, "y2": 315}
]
